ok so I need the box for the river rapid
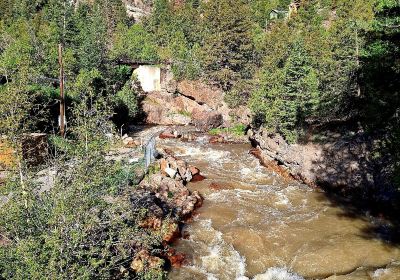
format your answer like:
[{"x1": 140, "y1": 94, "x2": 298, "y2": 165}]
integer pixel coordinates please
[{"x1": 156, "y1": 136, "x2": 400, "y2": 280}]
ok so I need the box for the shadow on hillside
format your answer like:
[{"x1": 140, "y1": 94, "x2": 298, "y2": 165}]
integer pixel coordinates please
[{"x1": 309, "y1": 127, "x2": 400, "y2": 246}]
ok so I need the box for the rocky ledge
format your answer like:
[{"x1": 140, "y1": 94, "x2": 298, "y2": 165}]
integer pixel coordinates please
[{"x1": 249, "y1": 127, "x2": 392, "y2": 192}]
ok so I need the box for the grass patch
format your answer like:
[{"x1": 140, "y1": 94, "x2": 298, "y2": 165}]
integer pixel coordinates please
[{"x1": 209, "y1": 124, "x2": 247, "y2": 136}]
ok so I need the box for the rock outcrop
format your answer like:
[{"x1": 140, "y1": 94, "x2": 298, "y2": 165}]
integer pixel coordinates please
[
  {"x1": 123, "y1": 0, "x2": 153, "y2": 22},
  {"x1": 249, "y1": 127, "x2": 389, "y2": 191},
  {"x1": 135, "y1": 151, "x2": 203, "y2": 221},
  {"x1": 191, "y1": 109, "x2": 223, "y2": 131},
  {"x1": 177, "y1": 80, "x2": 251, "y2": 127},
  {"x1": 141, "y1": 80, "x2": 251, "y2": 130}
]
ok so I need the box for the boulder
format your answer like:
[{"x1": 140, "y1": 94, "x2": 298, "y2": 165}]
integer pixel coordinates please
[
  {"x1": 177, "y1": 80, "x2": 252, "y2": 126},
  {"x1": 209, "y1": 135, "x2": 225, "y2": 144},
  {"x1": 181, "y1": 133, "x2": 196, "y2": 141},
  {"x1": 139, "y1": 173, "x2": 202, "y2": 218},
  {"x1": 160, "y1": 158, "x2": 168, "y2": 175},
  {"x1": 162, "y1": 222, "x2": 179, "y2": 243},
  {"x1": 192, "y1": 109, "x2": 223, "y2": 131},
  {"x1": 176, "y1": 160, "x2": 187, "y2": 176},
  {"x1": 165, "y1": 167, "x2": 177, "y2": 179},
  {"x1": 122, "y1": 137, "x2": 136, "y2": 147},
  {"x1": 131, "y1": 250, "x2": 163, "y2": 273},
  {"x1": 250, "y1": 127, "x2": 382, "y2": 190},
  {"x1": 183, "y1": 169, "x2": 192, "y2": 182},
  {"x1": 177, "y1": 80, "x2": 224, "y2": 109},
  {"x1": 123, "y1": 0, "x2": 152, "y2": 22},
  {"x1": 159, "y1": 131, "x2": 176, "y2": 139},
  {"x1": 189, "y1": 166, "x2": 200, "y2": 176},
  {"x1": 191, "y1": 174, "x2": 206, "y2": 182}
]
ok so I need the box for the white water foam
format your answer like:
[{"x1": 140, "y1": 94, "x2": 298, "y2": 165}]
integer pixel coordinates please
[
  {"x1": 251, "y1": 267, "x2": 304, "y2": 280},
  {"x1": 182, "y1": 219, "x2": 247, "y2": 280},
  {"x1": 173, "y1": 146, "x2": 231, "y2": 163}
]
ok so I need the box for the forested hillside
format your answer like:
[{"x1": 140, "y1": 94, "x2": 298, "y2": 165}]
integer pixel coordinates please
[
  {"x1": 0, "y1": 0, "x2": 399, "y2": 279},
  {"x1": 2, "y1": 0, "x2": 398, "y2": 164}
]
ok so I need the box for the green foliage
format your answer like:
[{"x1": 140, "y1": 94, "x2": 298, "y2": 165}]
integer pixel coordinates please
[
  {"x1": 69, "y1": 70, "x2": 115, "y2": 154},
  {"x1": 360, "y1": 0, "x2": 400, "y2": 189},
  {"x1": 201, "y1": 0, "x2": 255, "y2": 90},
  {"x1": 115, "y1": 79, "x2": 140, "y2": 120},
  {"x1": 111, "y1": 23, "x2": 159, "y2": 63},
  {"x1": 224, "y1": 80, "x2": 253, "y2": 108},
  {"x1": 169, "y1": 36, "x2": 202, "y2": 80},
  {"x1": 147, "y1": 0, "x2": 202, "y2": 80},
  {"x1": 209, "y1": 124, "x2": 247, "y2": 137},
  {"x1": 74, "y1": 3, "x2": 108, "y2": 71},
  {"x1": 249, "y1": 0, "x2": 375, "y2": 142},
  {"x1": 0, "y1": 58, "x2": 164, "y2": 279},
  {"x1": 0, "y1": 156, "x2": 163, "y2": 279},
  {"x1": 250, "y1": 0, "x2": 291, "y2": 27}
]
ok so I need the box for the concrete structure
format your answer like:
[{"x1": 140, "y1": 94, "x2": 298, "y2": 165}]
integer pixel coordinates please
[{"x1": 134, "y1": 65, "x2": 161, "y2": 92}]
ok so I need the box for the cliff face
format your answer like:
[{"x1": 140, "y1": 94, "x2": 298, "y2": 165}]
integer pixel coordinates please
[{"x1": 140, "y1": 80, "x2": 251, "y2": 130}]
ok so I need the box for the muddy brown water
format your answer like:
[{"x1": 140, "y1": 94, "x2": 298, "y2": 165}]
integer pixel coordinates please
[{"x1": 157, "y1": 137, "x2": 400, "y2": 280}]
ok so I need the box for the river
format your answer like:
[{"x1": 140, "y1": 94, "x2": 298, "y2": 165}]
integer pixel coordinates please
[{"x1": 156, "y1": 135, "x2": 400, "y2": 280}]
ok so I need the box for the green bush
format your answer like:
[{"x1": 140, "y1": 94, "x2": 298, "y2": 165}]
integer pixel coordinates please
[
  {"x1": 209, "y1": 124, "x2": 247, "y2": 137},
  {"x1": 115, "y1": 81, "x2": 139, "y2": 120},
  {"x1": 0, "y1": 153, "x2": 164, "y2": 279}
]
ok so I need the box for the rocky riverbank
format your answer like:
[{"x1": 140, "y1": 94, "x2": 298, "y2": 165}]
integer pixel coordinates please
[
  {"x1": 248, "y1": 127, "x2": 392, "y2": 190},
  {"x1": 128, "y1": 140, "x2": 204, "y2": 275}
]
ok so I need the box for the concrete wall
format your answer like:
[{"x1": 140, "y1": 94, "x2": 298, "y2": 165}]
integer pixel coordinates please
[{"x1": 134, "y1": 65, "x2": 161, "y2": 92}]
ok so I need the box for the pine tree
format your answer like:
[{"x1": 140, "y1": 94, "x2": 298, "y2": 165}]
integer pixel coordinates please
[{"x1": 201, "y1": 0, "x2": 254, "y2": 91}]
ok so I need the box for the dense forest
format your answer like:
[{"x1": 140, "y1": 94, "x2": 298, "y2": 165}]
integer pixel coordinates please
[{"x1": 0, "y1": 0, "x2": 399, "y2": 279}]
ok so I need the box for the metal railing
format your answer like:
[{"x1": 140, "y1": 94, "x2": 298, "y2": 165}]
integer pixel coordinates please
[{"x1": 143, "y1": 135, "x2": 157, "y2": 170}]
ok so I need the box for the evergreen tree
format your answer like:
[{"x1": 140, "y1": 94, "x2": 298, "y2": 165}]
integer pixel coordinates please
[{"x1": 201, "y1": 0, "x2": 255, "y2": 90}]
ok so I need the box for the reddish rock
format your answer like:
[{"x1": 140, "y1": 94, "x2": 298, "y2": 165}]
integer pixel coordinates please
[
  {"x1": 191, "y1": 174, "x2": 206, "y2": 182},
  {"x1": 122, "y1": 137, "x2": 136, "y2": 147},
  {"x1": 139, "y1": 216, "x2": 162, "y2": 230},
  {"x1": 159, "y1": 131, "x2": 176, "y2": 139},
  {"x1": 168, "y1": 252, "x2": 186, "y2": 268},
  {"x1": 177, "y1": 80, "x2": 224, "y2": 109},
  {"x1": 160, "y1": 158, "x2": 168, "y2": 175},
  {"x1": 209, "y1": 135, "x2": 225, "y2": 144},
  {"x1": 140, "y1": 173, "x2": 202, "y2": 218},
  {"x1": 162, "y1": 222, "x2": 180, "y2": 243},
  {"x1": 189, "y1": 165, "x2": 200, "y2": 176},
  {"x1": 163, "y1": 148, "x2": 175, "y2": 156},
  {"x1": 131, "y1": 250, "x2": 163, "y2": 273},
  {"x1": 192, "y1": 109, "x2": 223, "y2": 131},
  {"x1": 209, "y1": 182, "x2": 223, "y2": 190},
  {"x1": 162, "y1": 248, "x2": 186, "y2": 268},
  {"x1": 181, "y1": 133, "x2": 197, "y2": 141}
]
